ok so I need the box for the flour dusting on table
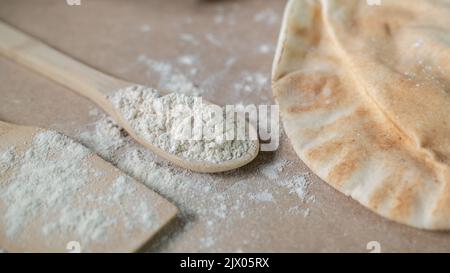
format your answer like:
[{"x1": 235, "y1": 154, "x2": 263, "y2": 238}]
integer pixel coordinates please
[
  {"x1": 137, "y1": 55, "x2": 204, "y2": 96},
  {"x1": 77, "y1": 111, "x2": 316, "y2": 251}
]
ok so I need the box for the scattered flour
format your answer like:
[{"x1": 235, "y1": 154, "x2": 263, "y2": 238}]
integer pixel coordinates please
[
  {"x1": 79, "y1": 117, "x2": 126, "y2": 158},
  {"x1": 213, "y1": 7, "x2": 236, "y2": 26},
  {"x1": 233, "y1": 72, "x2": 269, "y2": 94},
  {"x1": 205, "y1": 33, "x2": 223, "y2": 47},
  {"x1": 258, "y1": 44, "x2": 274, "y2": 54},
  {"x1": 249, "y1": 191, "x2": 274, "y2": 203},
  {"x1": 77, "y1": 111, "x2": 316, "y2": 251},
  {"x1": 200, "y1": 236, "x2": 216, "y2": 248},
  {"x1": 177, "y1": 55, "x2": 197, "y2": 66},
  {"x1": 108, "y1": 85, "x2": 254, "y2": 163},
  {"x1": 260, "y1": 159, "x2": 289, "y2": 180},
  {"x1": 179, "y1": 33, "x2": 199, "y2": 45},
  {"x1": 214, "y1": 14, "x2": 225, "y2": 24},
  {"x1": 259, "y1": 158, "x2": 314, "y2": 202},
  {"x1": 280, "y1": 174, "x2": 314, "y2": 202},
  {"x1": 139, "y1": 24, "x2": 152, "y2": 33},
  {"x1": 254, "y1": 9, "x2": 278, "y2": 26},
  {"x1": 137, "y1": 54, "x2": 203, "y2": 96}
]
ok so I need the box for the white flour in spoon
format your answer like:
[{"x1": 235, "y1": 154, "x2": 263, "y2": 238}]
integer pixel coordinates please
[{"x1": 108, "y1": 85, "x2": 255, "y2": 163}]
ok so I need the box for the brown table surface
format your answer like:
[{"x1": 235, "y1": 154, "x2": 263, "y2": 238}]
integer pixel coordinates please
[{"x1": 1, "y1": 0, "x2": 449, "y2": 252}]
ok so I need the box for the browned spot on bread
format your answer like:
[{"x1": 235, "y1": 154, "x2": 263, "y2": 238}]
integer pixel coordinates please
[
  {"x1": 383, "y1": 22, "x2": 392, "y2": 36},
  {"x1": 327, "y1": 149, "x2": 366, "y2": 189},
  {"x1": 289, "y1": 4, "x2": 323, "y2": 46},
  {"x1": 349, "y1": 105, "x2": 405, "y2": 150},
  {"x1": 311, "y1": 5, "x2": 323, "y2": 45},
  {"x1": 307, "y1": 140, "x2": 344, "y2": 162},
  {"x1": 292, "y1": 25, "x2": 309, "y2": 37},
  {"x1": 363, "y1": 121, "x2": 403, "y2": 150},
  {"x1": 368, "y1": 169, "x2": 404, "y2": 211},
  {"x1": 286, "y1": 75, "x2": 342, "y2": 113},
  {"x1": 389, "y1": 178, "x2": 421, "y2": 222}
]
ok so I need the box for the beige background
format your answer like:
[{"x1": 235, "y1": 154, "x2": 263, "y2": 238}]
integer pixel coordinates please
[{"x1": 0, "y1": 0, "x2": 449, "y2": 252}]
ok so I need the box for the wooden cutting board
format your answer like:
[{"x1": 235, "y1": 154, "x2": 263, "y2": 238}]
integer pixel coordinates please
[{"x1": 0, "y1": 121, "x2": 178, "y2": 253}]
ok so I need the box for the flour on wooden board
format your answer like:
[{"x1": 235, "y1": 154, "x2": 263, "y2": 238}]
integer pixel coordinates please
[
  {"x1": 248, "y1": 191, "x2": 274, "y2": 203},
  {"x1": 0, "y1": 131, "x2": 157, "y2": 249}
]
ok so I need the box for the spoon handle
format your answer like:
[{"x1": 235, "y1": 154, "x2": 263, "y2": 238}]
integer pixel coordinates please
[{"x1": 0, "y1": 21, "x2": 131, "y2": 102}]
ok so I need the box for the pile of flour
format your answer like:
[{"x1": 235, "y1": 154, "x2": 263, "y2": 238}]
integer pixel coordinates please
[
  {"x1": 108, "y1": 85, "x2": 254, "y2": 163},
  {"x1": 0, "y1": 130, "x2": 157, "y2": 247}
]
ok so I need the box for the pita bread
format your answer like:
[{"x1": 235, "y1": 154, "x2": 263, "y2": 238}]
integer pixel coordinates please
[{"x1": 272, "y1": 0, "x2": 450, "y2": 229}]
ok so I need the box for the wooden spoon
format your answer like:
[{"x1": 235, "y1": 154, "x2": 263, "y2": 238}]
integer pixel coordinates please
[
  {"x1": 0, "y1": 120, "x2": 178, "y2": 252},
  {"x1": 0, "y1": 21, "x2": 259, "y2": 173}
]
